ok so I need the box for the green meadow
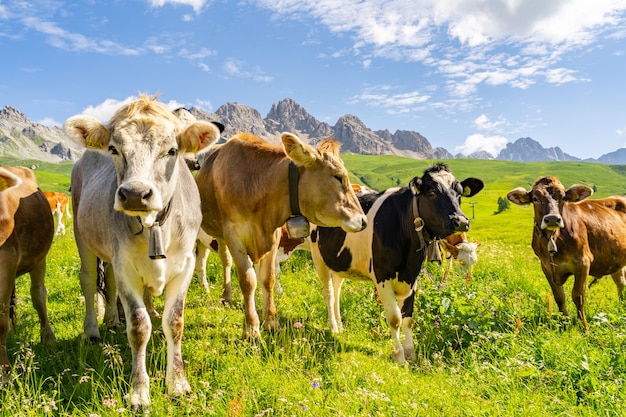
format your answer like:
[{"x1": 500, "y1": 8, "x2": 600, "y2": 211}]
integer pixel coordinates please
[{"x1": 2, "y1": 156, "x2": 626, "y2": 416}]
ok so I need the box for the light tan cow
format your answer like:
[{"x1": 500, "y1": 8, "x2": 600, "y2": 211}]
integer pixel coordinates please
[
  {"x1": 0, "y1": 166, "x2": 56, "y2": 385},
  {"x1": 43, "y1": 191, "x2": 71, "y2": 235},
  {"x1": 196, "y1": 133, "x2": 367, "y2": 339},
  {"x1": 65, "y1": 95, "x2": 221, "y2": 409}
]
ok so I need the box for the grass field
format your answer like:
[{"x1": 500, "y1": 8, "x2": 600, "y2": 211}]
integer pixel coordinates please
[{"x1": 2, "y1": 156, "x2": 626, "y2": 416}]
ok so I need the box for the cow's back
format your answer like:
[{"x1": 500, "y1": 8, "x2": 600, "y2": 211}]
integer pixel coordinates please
[
  {"x1": 3, "y1": 186, "x2": 54, "y2": 277},
  {"x1": 196, "y1": 138, "x2": 285, "y2": 240}
]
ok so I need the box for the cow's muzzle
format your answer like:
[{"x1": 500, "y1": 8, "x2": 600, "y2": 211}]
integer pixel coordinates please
[
  {"x1": 451, "y1": 215, "x2": 470, "y2": 232},
  {"x1": 117, "y1": 182, "x2": 155, "y2": 211},
  {"x1": 541, "y1": 214, "x2": 564, "y2": 230}
]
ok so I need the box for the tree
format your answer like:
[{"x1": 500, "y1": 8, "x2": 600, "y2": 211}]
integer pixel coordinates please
[{"x1": 494, "y1": 196, "x2": 510, "y2": 214}]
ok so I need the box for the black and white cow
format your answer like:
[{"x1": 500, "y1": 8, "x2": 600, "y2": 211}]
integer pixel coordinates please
[{"x1": 309, "y1": 163, "x2": 484, "y2": 362}]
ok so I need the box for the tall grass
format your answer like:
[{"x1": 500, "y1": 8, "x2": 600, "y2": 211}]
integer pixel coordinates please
[{"x1": 2, "y1": 157, "x2": 626, "y2": 415}]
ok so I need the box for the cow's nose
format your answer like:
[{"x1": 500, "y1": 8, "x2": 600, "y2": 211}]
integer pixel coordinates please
[
  {"x1": 118, "y1": 185, "x2": 153, "y2": 209},
  {"x1": 542, "y1": 214, "x2": 564, "y2": 230},
  {"x1": 359, "y1": 215, "x2": 367, "y2": 231},
  {"x1": 452, "y1": 215, "x2": 470, "y2": 232}
]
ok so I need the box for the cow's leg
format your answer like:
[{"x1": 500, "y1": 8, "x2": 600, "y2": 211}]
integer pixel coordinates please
[
  {"x1": 117, "y1": 279, "x2": 152, "y2": 409},
  {"x1": 102, "y1": 263, "x2": 120, "y2": 328},
  {"x1": 572, "y1": 272, "x2": 589, "y2": 332},
  {"x1": 400, "y1": 291, "x2": 416, "y2": 361},
  {"x1": 194, "y1": 239, "x2": 211, "y2": 293},
  {"x1": 226, "y1": 235, "x2": 260, "y2": 339},
  {"x1": 217, "y1": 238, "x2": 233, "y2": 305},
  {"x1": 375, "y1": 282, "x2": 405, "y2": 363},
  {"x1": 28, "y1": 259, "x2": 56, "y2": 345},
  {"x1": 610, "y1": 268, "x2": 626, "y2": 301},
  {"x1": 77, "y1": 247, "x2": 102, "y2": 341},
  {"x1": 310, "y1": 248, "x2": 340, "y2": 332},
  {"x1": 162, "y1": 256, "x2": 193, "y2": 398},
  {"x1": 331, "y1": 272, "x2": 344, "y2": 332},
  {"x1": 0, "y1": 265, "x2": 16, "y2": 385},
  {"x1": 259, "y1": 231, "x2": 280, "y2": 331}
]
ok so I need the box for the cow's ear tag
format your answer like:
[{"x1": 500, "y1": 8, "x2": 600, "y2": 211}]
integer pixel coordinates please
[
  {"x1": 85, "y1": 135, "x2": 99, "y2": 149},
  {"x1": 463, "y1": 185, "x2": 472, "y2": 196},
  {"x1": 286, "y1": 215, "x2": 310, "y2": 239},
  {"x1": 414, "y1": 217, "x2": 424, "y2": 232}
]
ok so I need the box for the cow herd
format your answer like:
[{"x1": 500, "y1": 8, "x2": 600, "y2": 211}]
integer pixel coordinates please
[{"x1": 1, "y1": 95, "x2": 625, "y2": 409}]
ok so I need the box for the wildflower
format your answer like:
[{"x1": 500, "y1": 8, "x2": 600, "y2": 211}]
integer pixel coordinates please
[
  {"x1": 311, "y1": 381, "x2": 320, "y2": 389},
  {"x1": 293, "y1": 321, "x2": 303, "y2": 329}
]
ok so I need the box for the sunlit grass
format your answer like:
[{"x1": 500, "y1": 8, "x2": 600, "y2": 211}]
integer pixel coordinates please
[{"x1": 2, "y1": 157, "x2": 626, "y2": 415}]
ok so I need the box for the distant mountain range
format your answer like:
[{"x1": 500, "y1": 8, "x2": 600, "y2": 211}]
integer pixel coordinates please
[{"x1": 1, "y1": 98, "x2": 625, "y2": 164}]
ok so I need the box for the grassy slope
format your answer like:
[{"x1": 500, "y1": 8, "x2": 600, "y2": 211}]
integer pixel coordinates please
[{"x1": 1, "y1": 156, "x2": 626, "y2": 416}]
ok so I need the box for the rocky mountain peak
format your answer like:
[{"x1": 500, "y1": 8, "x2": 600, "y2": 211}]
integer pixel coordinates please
[{"x1": 496, "y1": 137, "x2": 579, "y2": 162}]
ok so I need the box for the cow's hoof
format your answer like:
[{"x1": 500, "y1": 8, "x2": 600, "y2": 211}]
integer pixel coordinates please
[
  {"x1": 391, "y1": 348, "x2": 406, "y2": 364},
  {"x1": 167, "y1": 377, "x2": 192, "y2": 398},
  {"x1": 403, "y1": 346, "x2": 416, "y2": 362},
  {"x1": 263, "y1": 317, "x2": 279, "y2": 332}
]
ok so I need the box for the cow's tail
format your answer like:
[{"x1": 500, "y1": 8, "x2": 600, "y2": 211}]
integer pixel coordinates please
[
  {"x1": 9, "y1": 288, "x2": 17, "y2": 332},
  {"x1": 96, "y1": 257, "x2": 108, "y2": 303}
]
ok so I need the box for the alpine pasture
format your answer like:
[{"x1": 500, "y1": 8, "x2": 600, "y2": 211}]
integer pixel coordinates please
[{"x1": 2, "y1": 156, "x2": 626, "y2": 416}]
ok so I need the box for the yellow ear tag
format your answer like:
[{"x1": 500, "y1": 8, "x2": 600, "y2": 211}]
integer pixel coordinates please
[
  {"x1": 0, "y1": 178, "x2": 8, "y2": 192},
  {"x1": 85, "y1": 135, "x2": 99, "y2": 149},
  {"x1": 463, "y1": 185, "x2": 471, "y2": 196}
]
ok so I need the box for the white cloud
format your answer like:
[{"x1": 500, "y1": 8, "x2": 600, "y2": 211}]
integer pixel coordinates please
[
  {"x1": 349, "y1": 86, "x2": 430, "y2": 114},
  {"x1": 37, "y1": 117, "x2": 61, "y2": 128},
  {"x1": 147, "y1": 0, "x2": 209, "y2": 14},
  {"x1": 456, "y1": 133, "x2": 509, "y2": 156},
  {"x1": 617, "y1": 127, "x2": 626, "y2": 136},
  {"x1": 252, "y1": 0, "x2": 626, "y2": 101},
  {"x1": 222, "y1": 58, "x2": 273, "y2": 83},
  {"x1": 22, "y1": 17, "x2": 142, "y2": 55},
  {"x1": 473, "y1": 114, "x2": 505, "y2": 131}
]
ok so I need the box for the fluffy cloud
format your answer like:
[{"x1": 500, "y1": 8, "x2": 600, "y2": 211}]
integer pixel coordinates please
[{"x1": 456, "y1": 133, "x2": 509, "y2": 156}]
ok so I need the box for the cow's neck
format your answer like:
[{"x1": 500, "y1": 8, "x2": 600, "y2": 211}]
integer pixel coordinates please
[{"x1": 411, "y1": 192, "x2": 433, "y2": 251}]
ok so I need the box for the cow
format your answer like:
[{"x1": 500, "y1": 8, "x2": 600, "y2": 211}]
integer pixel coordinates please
[
  {"x1": 507, "y1": 176, "x2": 626, "y2": 332},
  {"x1": 308, "y1": 163, "x2": 484, "y2": 363},
  {"x1": 195, "y1": 132, "x2": 367, "y2": 339},
  {"x1": 0, "y1": 166, "x2": 56, "y2": 385},
  {"x1": 64, "y1": 95, "x2": 221, "y2": 409},
  {"x1": 43, "y1": 191, "x2": 71, "y2": 235},
  {"x1": 440, "y1": 232, "x2": 480, "y2": 286}
]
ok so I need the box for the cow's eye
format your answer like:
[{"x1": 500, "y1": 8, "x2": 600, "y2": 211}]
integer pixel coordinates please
[
  {"x1": 532, "y1": 196, "x2": 539, "y2": 203},
  {"x1": 168, "y1": 148, "x2": 178, "y2": 156},
  {"x1": 427, "y1": 190, "x2": 437, "y2": 198},
  {"x1": 334, "y1": 175, "x2": 343, "y2": 184},
  {"x1": 108, "y1": 146, "x2": 119, "y2": 155}
]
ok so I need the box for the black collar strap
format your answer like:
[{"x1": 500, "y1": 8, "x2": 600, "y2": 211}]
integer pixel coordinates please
[{"x1": 289, "y1": 161, "x2": 301, "y2": 215}]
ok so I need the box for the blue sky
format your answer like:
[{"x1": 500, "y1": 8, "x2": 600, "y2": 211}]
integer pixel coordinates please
[{"x1": 1, "y1": 0, "x2": 625, "y2": 159}]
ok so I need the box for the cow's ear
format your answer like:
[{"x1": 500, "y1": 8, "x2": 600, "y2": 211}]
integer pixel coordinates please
[
  {"x1": 565, "y1": 184, "x2": 593, "y2": 202},
  {"x1": 64, "y1": 115, "x2": 110, "y2": 150},
  {"x1": 409, "y1": 177, "x2": 421, "y2": 195},
  {"x1": 0, "y1": 167, "x2": 21, "y2": 192},
  {"x1": 179, "y1": 121, "x2": 221, "y2": 154},
  {"x1": 507, "y1": 187, "x2": 532, "y2": 205},
  {"x1": 461, "y1": 178, "x2": 484, "y2": 197},
  {"x1": 282, "y1": 133, "x2": 317, "y2": 167}
]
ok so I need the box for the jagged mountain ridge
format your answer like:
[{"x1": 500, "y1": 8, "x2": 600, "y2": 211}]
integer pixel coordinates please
[{"x1": 0, "y1": 98, "x2": 624, "y2": 163}]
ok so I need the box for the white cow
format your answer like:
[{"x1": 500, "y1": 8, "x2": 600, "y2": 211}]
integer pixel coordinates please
[{"x1": 65, "y1": 95, "x2": 220, "y2": 409}]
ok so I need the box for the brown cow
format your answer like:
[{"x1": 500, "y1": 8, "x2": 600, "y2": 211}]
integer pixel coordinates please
[
  {"x1": 196, "y1": 132, "x2": 367, "y2": 339},
  {"x1": 0, "y1": 166, "x2": 56, "y2": 385},
  {"x1": 43, "y1": 191, "x2": 71, "y2": 235},
  {"x1": 507, "y1": 176, "x2": 626, "y2": 331}
]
